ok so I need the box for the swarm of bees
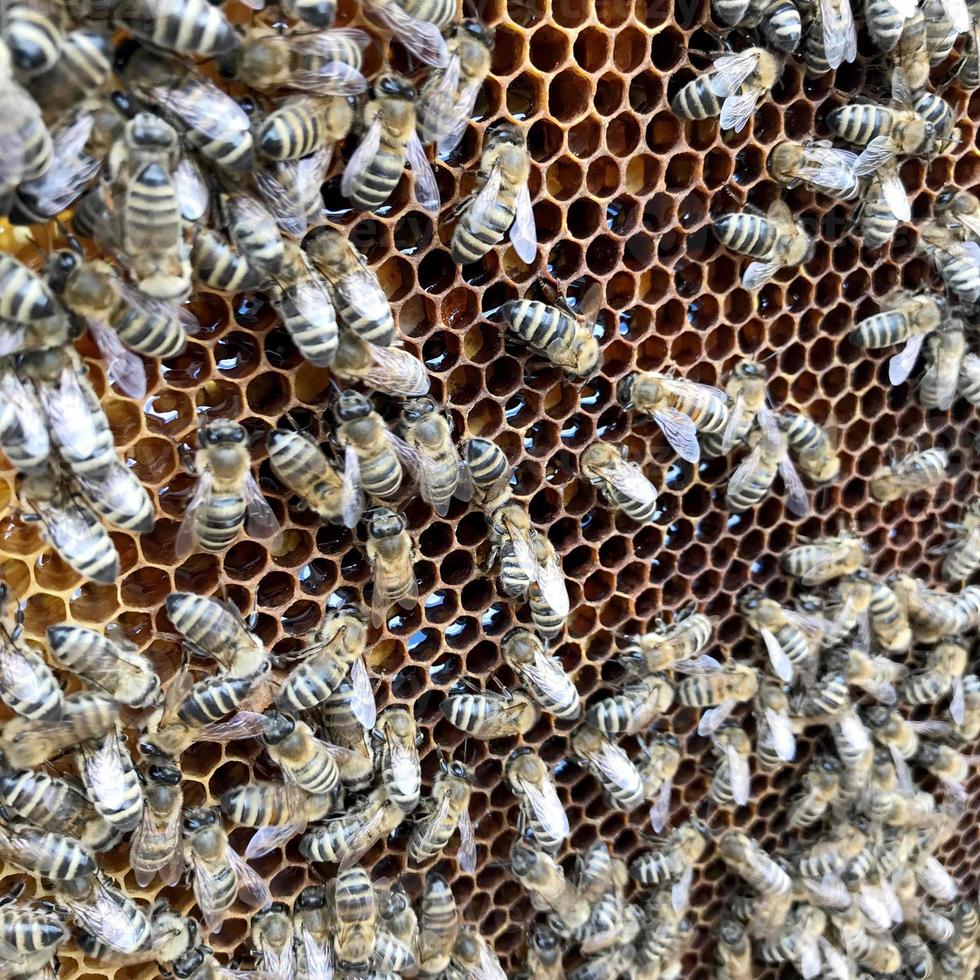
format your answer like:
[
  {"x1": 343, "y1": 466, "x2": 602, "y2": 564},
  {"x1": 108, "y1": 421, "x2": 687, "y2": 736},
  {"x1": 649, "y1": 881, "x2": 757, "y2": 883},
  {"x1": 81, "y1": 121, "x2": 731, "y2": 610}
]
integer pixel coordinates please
[{"x1": 0, "y1": 0, "x2": 980, "y2": 973}]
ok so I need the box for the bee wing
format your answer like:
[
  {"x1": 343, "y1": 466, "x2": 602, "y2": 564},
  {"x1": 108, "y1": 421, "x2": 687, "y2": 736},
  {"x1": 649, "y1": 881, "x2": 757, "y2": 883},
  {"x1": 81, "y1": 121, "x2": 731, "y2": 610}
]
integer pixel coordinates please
[
  {"x1": 131, "y1": 801, "x2": 183, "y2": 888},
  {"x1": 726, "y1": 443, "x2": 767, "y2": 507},
  {"x1": 63, "y1": 877, "x2": 148, "y2": 953},
  {"x1": 720, "y1": 390, "x2": 744, "y2": 453},
  {"x1": 798, "y1": 543, "x2": 859, "y2": 586},
  {"x1": 852, "y1": 135, "x2": 896, "y2": 176},
  {"x1": 151, "y1": 83, "x2": 250, "y2": 141},
  {"x1": 387, "y1": 430, "x2": 421, "y2": 480},
  {"x1": 698, "y1": 698, "x2": 736, "y2": 736},
  {"x1": 292, "y1": 61, "x2": 367, "y2": 97},
  {"x1": 918, "y1": 855, "x2": 958, "y2": 901},
  {"x1": 509, "y1": 180, "x2": 538, "y2": 264},
  {"x1": 764, "y1": 707, "x2": 796, "y2": 761},
  {"x1": 879, "y1": 168, "x2": 911, "y2": 221},
  {"x1": 518, "y1": 772, "x2": 570, "y2": 839},
  {"x1": 888, "y1": 743, "x2": 913, "y2": 793},
  {"x1": 203, "y1": 711, "x2": 276, "y2": 742},
  {"x1": 522, "y1": 649, "x2": 576, "y2": 715},
  {"x1": 341, "y1": 117, "x2": 383, "y2": 201},
  {"x1": 719, "y1": 90, "x2": 761, "y2": 134},
  {"x1": 341, "y1": 443, "x2": 365, "y2": 529},
  {"x1": 821, "y1": 0, "x2": 857, "y2": 67},
  {"x1": 817, "y1": 938, "x2": 850, "y2": 980},
  {"x1": 856, "y1": 883, "x2": 893, "y2": 931},
  {"x1": 42, "y1": 366, "x2": 98, "y2": 459},
  {"x1": 365, "y1": 1, "x2": 449, "y2": 66},
  {"x1": 0, "y1": 84, "x2": 48, "y2": 187},
  {"x1": 437, "y1": 81, "x2": 482, "y2": 156},
  {"x1": 457, "y1": 807, "x2": 477, "y2": 871},
  {"x1": 741, "y1": 257, "x2": 782, "y2": 290},
  {"x1": 671, "y1": 864, "x2": 693, "y2": 913},
  {"x1": 386, "y1": 734, "x2": 421, "y2": 800},
  {"x1": 176, "y1": 467, "x2": 214, "y2": 558},
  {"x1": 301, "y1": 930, "x2": 334, "y2": 980},
  {"x1": 476, "y1": 940, "x2": 508, "y2": 980},
  {"x1": 420, "y1": 55, "x2": 461, "y2": 143},
  {"x1": 76, "y1": 461, "x2": 152, "y2": 533},
  {"x1": 759, "y1": 627, "x2": 794, "y2": 682},
  {"x1": 19, "y1": 115, "x2": 99, "y2": 215},
  {"x1": 86, "y1": 319, "x2": 147, "y2": 400},
  {"x1": 371, "y1": 542, "x2": 419, "y2": 627},
  {"x1": 594, "y1": 741, "x2": 641, "y2": 795},
  {"x1": 501, "y1": 513, "x2": 537, "y2": 578},
  {"x1": 941, "y1": 0, "x2": 971, "y2": 30},
  {"x1": 411, "y1": 785, "x2": 454, "y2": 856},
  {"x1": 598, "y1": 455, "x2": 659, "y2": 508},
  {"x1": 0, "y1": 644, "x2": 50, "y2": 708},
  {"x1": 726, "y1": 743, "x2": 750, "y2": 806},
  {"x1": 650, "y1": 774, "x2": 672, "y2": 833},
  {"x1": 337, "y1": 803, "x2": 389, "y2": 871},
  {"x1": 454, "y1": 453, "x2": 474, "y2": 504},
  {"x1": 81, "y1": 736, "x2": 143, "y2": 832},
  {"x1": 803, "y1": 874, "x2": 849, "y2": 909},
  {"x1": 673, "y1": 654, "x2": 722, "y2": 673},
  {"x1": 533, "y1": 550, "x2": 570, "y2": 617},
  {"x1": 801, "y1": 146, "x2": 859, "y2": 191},
  {"x1": 229, "y1": 845, "x2": 273, "y2": 907},
  {"x1": 405, "y1": 131, "x2": 441, "y2": 213},
  {"x1": 254, "y1": 164, "x2": 309, "y2": 239},
  {"x1": 653, "y1": 407, "x2": 701, "y2": 463},
  {"x1": 798, "y1": 939, "x2": 821, "y2": 979},
  {"x1": 0, "y1": 373, "x2": 48, "y2": 454},
  {"x1": 709, "y1": 52, "x2": 762, "y2": 96},
  {"x1": 243, "y1": 473, "x2": 282, "y2": 545},
  {"x1": 349, "y1": 656, "x2": 377, "y2": 728},
  {"x1": 950, "y1": 676, "x2": 966, "y2": 725},
  {"x1": 778, "y1": 455, "x2": 810, "y2": 517}
]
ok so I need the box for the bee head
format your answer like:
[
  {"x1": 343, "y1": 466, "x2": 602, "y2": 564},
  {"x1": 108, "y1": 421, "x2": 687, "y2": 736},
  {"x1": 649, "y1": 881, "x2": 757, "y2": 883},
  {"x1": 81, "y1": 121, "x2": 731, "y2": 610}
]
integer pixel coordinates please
[
  {"x1": 509, "y1": 834, "x2": 538, "y2": 873},
  {"x1": 383, "y1": 882, "x2": 409, "y2": 917},
  {"x1": 448, "y1": 760, "x2": 471, "y2": 780},
  {"x1": 615, "y1": 372, "x2": 637, "y2": 409},
  {"x1": 916, "y1": 742, "x2": 939, "y2": 766},
  {"x1": 296, "y1": 885, "x2": 326, "y2": 911},
  {"x1": 486, "y1": 123, "x2": 524, "y2": 149},
  {"x1": 366, "y1": 507, "x2": 406, "y2": 538},
  {"x1": 128, "y1": 112, "x2": 177, "y2": 151},
  {"x1": 44, "y1": 250, "x2": 82, "y2": 294},
  {"x1": 181, "y1": 807, "x2": 217, "y2": 833},
  {"x1": 200, "y1": 420, "x2": 246, "y2": 445},
  {"x1": 375, "y1": 73, "x2": 416, "y2": 101},
  {"x1": 262, "y1": 711, "x2": 296, "y2": 744},
  {"x1": 935, "y1": 185, "x2": 959, "y2": 212},
  {"x1": 259, "y1": 901, "x2": 290, "y2": 917},
  {"x1": 401, "y1": 396, "x2": 435, "y2": 423},
  {"x1": 172, "y1": 947, "x2": 208, "y2": 979},
  {"x1": 661, "y1": 733, "x2": 680, "y2": 749},
  {"x1": 736, "y1": 361, "x2": 766, "y2": 378},
  {"x1": 335, "y1": 389, "x2": 372, "y2": 422},
  {"x1": 863, "y1": 705, "x2": 889, "y2": 729},
  {"x1": 736, "y1": 587, "x2": 763, "y2": 612},
  {"x1": 148, "y1": 762, "x2": 182, "y2": 786},
  {"x1": 461, "y1": 19, "x2": 495, "y2": 48}
]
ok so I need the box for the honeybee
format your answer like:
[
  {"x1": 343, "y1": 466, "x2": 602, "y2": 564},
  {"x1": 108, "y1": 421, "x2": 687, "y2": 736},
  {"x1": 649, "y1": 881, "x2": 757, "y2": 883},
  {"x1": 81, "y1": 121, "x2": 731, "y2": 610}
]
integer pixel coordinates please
[
  {"x1": 398, "y1": 398, "x2": 473, "y2": 517},
  {"x1": 109, "y1": 113, "x2": 189, "y2": 301},
  {"x1": 464, "y1": 437, "x2": 510, "y2": 506},
  {"x1": 1, "y1": 690, "x2": 118, "y2": 769},
  {"x1": 527, "y1": 535, "x2": 571, "y2": 639},
  {"x1": 616, "y1": 371, "x2": 729, "y2": 463},
  {"x1": 258, "y1": 95, "x2": 352, "y2": 164},
  {"x1": 628, "y1": 818, "x2": 709, "y2": 895},
  {"x1": 500, "y1": 282, "x2": 601, "y2": 378},
  {"x1": 767, "y1": 139, "x2": 861, "y2": 200},
  {"x1": 215, "y1": 189, "x2": 285, "y2": 278},
  {"x1": 334, "y1": 390, "x2": 411, "y2": 528},
  {"x1": 329, "y1": 865, "x2": 378, "y2": 972},
  {"x1": 0, "y1": 253, "x2": 69, "y2": 355},
  {"x1": 408, "y1": 759, "x2": 475, "y2": 870},
  {"x1": 417, "y1": 20, "x2": 495, "y2": 153},
  {"x1": 177, "y1": 420, "x2": 281, "y2": 558},
  {"x1": 0, "y1": 766, "x2": 116, "y2": 852},
  {"x1": 715, "y1": 918, "x2": 752, "y2": 980},
  {"x1": 250, "y1": 903, "x2": 295, "y2": 980},
  {"x1": 524, "y1": 923, "x2": 564, "y2": 979},
  {"x1": 113, "y1": 0, "x2": 237, "y2": 57},
  {"x1": 918, "y1": 743, "x2": 972, "y2": 801},
  {"x1": 130, "y1": 758, "x2": 183, "y2": 888},
  {"x1": 701, "y1": 360, "x2": 771, "y2": 458},
  {"x1": 940, "y1": 497, "x2": 980, "y2": 582},
  {"x1": 165, "y1": 591, "x2": 266, "y2": 679},
  {"x1": 267, "y1": 428, "x2": 344, "y2": 525},
  {"x1": 342, "y1": 74, "x2": 439, "y2": 213},
  {"x1": 450, "y1": 123, "x2": 535, "y2": 264},
  {"x1": 707, "y1": 725, "x2": 752, "y2": 808},
  {"x1": 361, "y1": 0, "x2": 451, "y2": 65},
  {"x1": 299, "y1": 786, "x2": 405, "y2": 868},
  {"x1": 509, "y1": 836, "x2": 590, "y2": 934},
  {"x1": 0, "y1": 45, "x2": 53, "y2": 199},
  {"x1": 254, "y1": 143, "x2": 332, "y2": 239},
  {"x1": 719, "y1": 831, "x2": 793, "y2": 895},
  {"x1": 372, "y1": 705, "x2": 422, "y2": 810},
  {"x1": 235, "y1": 25, "x2": 368, "y2": 94},
  {"x1": 935, "y1": 185, "x2": 980, "y2": 243},
  {"x1": 920, "y1": 320, "x2": 966, "y2": 410},
  {"x1": 262, "y1": 712, "x2": 341, "y2": 797},
  {"x1": 418, "y1": 872, "x2": 459, "y2": 977},
  {"x1": 871, "y1": 446, "x2": 949, "y2": 502},
  {"x1": 828, "y1": 643, "x2": 905, "y2": 704},
  {"x1": 905, "y1": 640, "x2": 968, "y2": 708},
  {"x1": 851, "y1": 291, "x2": 945, "y2": 385},
  {"x1": 54, "y1": 871, "x2": 151, "y2": 954},
  {"x1": 672, "y1": 48, "x2": 780, "y2": 132},
  {"x1": 636, "y1": 733, "x2": 681, "y2": 832},
  {"x1": 857, "y1": 161, "x2": 913, "y2": 250},
  {"x1": 484, "y1": 492, "x2": 538, "y2": 598},
  {"x1": 713, "y1": 199, "x2": 813, "y2": 289},
  {"x1": 0, "y1": 599, "x2": 62, "y2": 722},
  {"x1": 293, "y1": 885, "x2": 333, "y2": 980},
  {"x1": 786, "y1": 756, "x2": 842, "y2": 829},
  {"x1": 46, "y1": 623, "x2": 159, "y2": 709},
  {"x1": 332, "y1": 330, "x2": 430, "y2": 397},
  {"x1": 451, "y1": 925, "x2": 507, "y2": 980},
  {"x1": 304, "y1": 226, "x2": 394, "y2": 347},
  {"x1": 0, "y1": 368, "x2": 50, "y2": 475},
  {"x1": 505, "y1": 748, "x2": 569, "y2": 854},
  {"x1": 570, "y1": 725, "x2": 645, "y2": 811},
  {"x1": 579, "y1": 441, "x2": 659, "y2": 523},
  {"x1": 950, "y1": 673, "x2": 980, "y2": 741},
  {"x1": 190, "y1": 227, "x2": 261, "y2": 294},
  {"x1": 620, "y1": 605, "x2": 714, "y2": 674},
  {"x1": 0, "y1": 883, "x2": 69, "y2": 978},
  {"x1": 365, "y1": 508, "x2": 418, "y2": 627},
  {"x1": 76, "y1": 732, "x2": 144, "y2": 833},
  {"x1": 831, "y1": 68, "x2": 945, "y2": 175},
  {"x1": 501, "y1": 628, "x2": 581, "y2": 720},
  {"x1": 675, "y1": 659, "x2": 759, "y2": 735},
  {"x1": 887, "y1": 572, "x2": 966, "y2": 641},
  {"x1": 919, "y1": 219, "x2": 980, "y2": 304},
  {"x1": 726, "y1": 409, "x2": 810, "y2": 517},
  {"x1": 277, "y1": 604, "x2": 374, "y2": 722},
  {"x1": 740, "y1": 588, "x2": 825, "y2": 682},
  {"x1": 781, "y1": 530, "x2": 866, "y2": 585},
  {"x1": 753, "y1": 677, "x2": 797, "y2": 770},
  {"x1": 268, "y1": 241, "x2": 337, "y2": 367},
  {"x1": 777, "y1": 410, "x2": 840, "y2": 483},
  {"x1": 585, "y1": 675, "x2": 673, "y2": 736},
  {"x1": 440, "y1": 688, "x2": 539, "y2": 738},
  {"x1": 182, "y1": 806, "x2": 271, "y2": 932}
]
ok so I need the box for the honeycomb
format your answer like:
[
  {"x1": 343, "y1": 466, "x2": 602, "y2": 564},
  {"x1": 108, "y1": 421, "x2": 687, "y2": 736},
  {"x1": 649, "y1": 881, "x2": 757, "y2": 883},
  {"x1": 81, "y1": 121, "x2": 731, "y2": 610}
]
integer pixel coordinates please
[{"x1": 1, "y1": 0, "x2": 980, "y2": 975}]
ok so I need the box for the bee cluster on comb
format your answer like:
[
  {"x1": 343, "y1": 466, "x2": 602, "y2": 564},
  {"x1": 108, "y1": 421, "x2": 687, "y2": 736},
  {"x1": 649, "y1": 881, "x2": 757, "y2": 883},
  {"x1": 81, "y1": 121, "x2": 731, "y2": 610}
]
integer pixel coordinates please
[{"x1": 0, "y1": 0, "x2": 979, "y2": 976}]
